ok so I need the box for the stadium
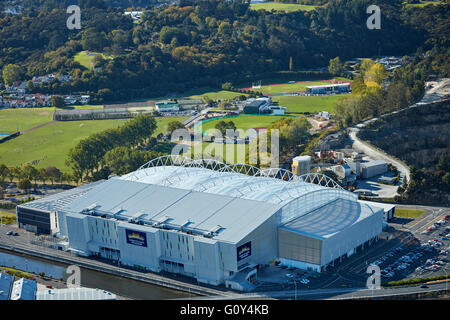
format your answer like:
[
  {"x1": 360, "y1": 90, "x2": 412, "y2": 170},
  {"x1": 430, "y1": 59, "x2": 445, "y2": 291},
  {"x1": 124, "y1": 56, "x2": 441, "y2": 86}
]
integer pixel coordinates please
[{"x1": 18, "y1": 156, "x2": 385, "y2": 289}]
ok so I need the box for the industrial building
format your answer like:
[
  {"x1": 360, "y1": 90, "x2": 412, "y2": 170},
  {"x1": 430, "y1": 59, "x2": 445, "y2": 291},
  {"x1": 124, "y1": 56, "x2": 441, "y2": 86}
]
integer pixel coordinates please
[
  {"x1": 360, "y1": 160, "x2": 388, "y2": 179},
  {"x1": 16, "y1": 180, "x2": 104, "y2": 234},
  {"x1": 0, "y1": 273, "x2": 13, "y2": 300},
  {"x1": 155, "y1": 101, "x2": 179, "y2": 112},
  {"x1": 36, "y1": 287, "x2": 116, "y2": 300},
  {"x1": 20, "y1": 156, "x2": 385, "y2": 289},
  {"x1": 291, "y1": 155, "x2": 311, "y2": 176},
  {"x1": 305, "y1": 83, "x2": 351, "y2": 94},
  {"x1": 10, "y1": 278, "x2": 37, "y2": 300}
]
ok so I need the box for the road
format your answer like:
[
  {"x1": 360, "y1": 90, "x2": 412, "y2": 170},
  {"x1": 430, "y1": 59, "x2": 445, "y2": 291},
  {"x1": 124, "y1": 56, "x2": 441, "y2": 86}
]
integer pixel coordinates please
[{"x1": 348, "y1": 78, "x2": 450, "y2": 197}]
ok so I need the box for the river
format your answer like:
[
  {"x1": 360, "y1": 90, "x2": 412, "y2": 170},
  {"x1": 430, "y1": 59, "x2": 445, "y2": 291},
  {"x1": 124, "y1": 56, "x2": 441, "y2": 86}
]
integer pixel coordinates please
[{"x1": 0, "y1": 249, "x2": 195, "y2": 299}]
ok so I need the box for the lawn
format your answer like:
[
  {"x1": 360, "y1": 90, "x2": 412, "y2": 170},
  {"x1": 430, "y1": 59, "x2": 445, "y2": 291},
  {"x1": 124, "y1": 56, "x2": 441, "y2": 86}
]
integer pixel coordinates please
[
  {"x1": 0, "y1": 210, "x2": 16, "y2": 225},
  {"x1": 404, "y1": 1, "x2": 444, "y2": 8},
  {"x1": 250, "y1": 2, "x2": 319, "y2": 12},
  {"x1": 395, "y1": 208, "x2": 426, "y2": 219},
  {"x1": 183, "y1": 88, "x2": 249, "y2": 102},
  {"x1": 0, "y1": 116, "x2": 187, "y2": 171},
  {"x1": 272, "y1": 94, "x2": 347, "y2": 113},
  {"x1": 242, "y1": 79, "x2": 351, "y2": 95},
  {"x1": 0, "y1": 108, "x2": 54, "y2": 132},
  {"x1": 74, "y1": 51, "x2": 114, "y2": 70},
  {"x1": 196, "y1": 114, "x2": 293, "y2": 134},
  {"x1": 0, "y1": 106, "x2": 105, "y2": 133},
  {"x1": 187, "y1": 142, "x2": 249, "y2": 165}
]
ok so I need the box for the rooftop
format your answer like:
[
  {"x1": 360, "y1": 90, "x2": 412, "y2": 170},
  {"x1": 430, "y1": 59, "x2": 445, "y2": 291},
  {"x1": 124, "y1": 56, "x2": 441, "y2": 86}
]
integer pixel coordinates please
[
  {"x1": 280, "y1": 199, "x2": 381, "y2": 239},
  {"x1": 36, "y1": 287, "x2": 116, "y2": 300},
  {"x1": 19, "y1": 180, "x2": 105, "y2": 212},
  {"x1": 10, "y1": 278, "x2": 36, "y2": 300},
  {"x1": 0, "y1": 273, "x2": 13, "y2": 300}
]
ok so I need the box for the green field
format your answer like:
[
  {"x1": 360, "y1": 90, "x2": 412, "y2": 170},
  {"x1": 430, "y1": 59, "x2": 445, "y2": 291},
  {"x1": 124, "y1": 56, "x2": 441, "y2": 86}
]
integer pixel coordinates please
[
  {"x1": 395, "y1": 208, "x2": 426, "y2": 218},
  {"x1": 0, "y1": 106, "x2": 105, "y2": 133},
  {"x1": 197, "y1": 114, "x2": 293, "y2": 134},
  {"x1": 0, "y1": 116, "x2": 187, "y2": 171},
  {"x1": 404, "y1": 1, "x2": 444, "y2": 8},
  {"x1": 245, "y1": 81, "x2": 335, "y2": 95},
  {"x1": 183, "y1": 88, "x2": 249, "y2": 102},
  {"x1": 74, "y1": 51, "x2": 114, "y2": 70},
  {"x1": 0, "y1": 107, "x2": 54, "y2": 132},
  {"x1": 273, "y1": 94, "x2": 347, "y2": 113},
  {"x1": 187, "y1": 142, "x2": 250, "y2": 165},
  {"x1": 0, "y1": 210, "x2": 16, "y2": 225},
  {"x1": 250, "y1": 2, "x2": 319, "y2": 12}
]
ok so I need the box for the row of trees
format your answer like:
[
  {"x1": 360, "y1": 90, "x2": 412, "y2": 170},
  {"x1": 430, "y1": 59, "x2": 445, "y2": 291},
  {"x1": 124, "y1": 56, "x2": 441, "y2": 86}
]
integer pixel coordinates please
[
  {"x1": 66, "y1": 114, "x2": 157, "y2": 181},
  {"x1": 0, "y1": 164, "x2": 68, "y2": 187}
]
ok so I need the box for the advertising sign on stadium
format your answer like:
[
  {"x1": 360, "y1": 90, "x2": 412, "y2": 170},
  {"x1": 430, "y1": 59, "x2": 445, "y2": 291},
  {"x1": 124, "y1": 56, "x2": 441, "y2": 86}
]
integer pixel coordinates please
[
  {"x1": 237, "y1": 241, "x2": 251, "y2": 262},
  {"x1": 125, "y1": 229, "x2": 147, "y2": 247}
]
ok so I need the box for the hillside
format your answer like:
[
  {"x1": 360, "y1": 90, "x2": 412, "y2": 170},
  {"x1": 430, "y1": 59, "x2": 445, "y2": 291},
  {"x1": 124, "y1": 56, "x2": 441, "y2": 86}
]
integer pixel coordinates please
[{"x1": 357, "y1": 99, "x2": 450, "y2": 205}]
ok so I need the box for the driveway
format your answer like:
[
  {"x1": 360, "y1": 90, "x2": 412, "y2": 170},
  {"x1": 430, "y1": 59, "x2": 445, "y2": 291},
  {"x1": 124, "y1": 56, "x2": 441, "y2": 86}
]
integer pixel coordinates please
[{"x1": 348, "y1": 78, "x2": 450, "y2": 196}]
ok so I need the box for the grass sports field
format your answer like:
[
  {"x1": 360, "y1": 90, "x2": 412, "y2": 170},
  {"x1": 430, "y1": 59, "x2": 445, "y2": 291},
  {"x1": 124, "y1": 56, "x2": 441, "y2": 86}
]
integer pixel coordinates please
[
  {"x1": 0, "y1": 116, "x2": 187, "y2": 171},
  {"x1": 0, "y1": 105, "x2": 105, "y2": 133},
  {"x1": 74, "y1": 51, "x2": 114, "y2": 70},
  {"x1": 183, "y1": 88, "x2": 249, "y2": 101},
  {"x1": 394, "y1": 208, "x2": 426, "y2": 219},
  {"x1": 242, "y1": 78, "x2": 351, "y2": 95},
  {"x1": 250, "y1": 2, "x2": 319, "y2": 12},
  {"x1": 273, "y1": 94, "x2": 347, "y2": 113},
  {"x1": 187, "y1": 142, "x2": 249, "y2": 165},
  {"x1": 196, "y1": 114, "x2": 293, "y2": 134},
  {"x1": 0, "y1": 108, "x2": 54, "y2": 132}
]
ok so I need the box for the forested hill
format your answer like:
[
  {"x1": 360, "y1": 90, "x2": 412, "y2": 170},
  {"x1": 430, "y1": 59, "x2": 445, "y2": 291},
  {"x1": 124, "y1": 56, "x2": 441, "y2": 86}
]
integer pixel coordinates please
[{"x1": 0, "y1": 0, "x2": 447, "y2": 103}]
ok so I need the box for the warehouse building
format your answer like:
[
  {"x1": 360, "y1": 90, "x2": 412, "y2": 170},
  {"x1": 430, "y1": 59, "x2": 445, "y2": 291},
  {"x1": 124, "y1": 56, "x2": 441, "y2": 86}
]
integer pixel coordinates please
[
  {"x1": 23, "y1": 156, "x2": 384, "y2": 288},
  {"x1": 37, "y1": 288, "x2": 116, "y2": 300},
  {"x1": 0, "y1": 273, "x2": 13, "y2": 300},
  {"x1": 155, "y1": 101, "x2": 179, "y2": 112},
  {"x1": 10, "y1": 278, "x2": 37, "y2": 300},
  {"x1": 16, "y1": 181, "x2": 105, "y2": 235},
  {"x1": 360, "y1": 160, "x2": 388, "y2": 179},
  {"x1": 306, "y1": 83, "x2": 351, "y2": 94}
]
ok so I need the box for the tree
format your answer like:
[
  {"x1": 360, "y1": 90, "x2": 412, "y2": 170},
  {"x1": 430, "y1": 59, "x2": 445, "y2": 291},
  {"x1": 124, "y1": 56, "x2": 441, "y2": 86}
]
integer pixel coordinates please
[
  {"x1": 0, "y1": 164, "x2": 9, "y2": 188},
  {"x1": 51, "y1": 96, "x2": 65, "y2": 108},
  {"x1": 167, "y1": 121, "x2": 185, "y2": 134},
  {"x1": 328, "y1": 57, "x2": 344, "y2": 76},
  {"x1": 2, "y1": 64, "x2": 22, "y2": 87},
  {"x1": 45, "y1": 167, "x2": 62, "y2": 185},
  {"x1": 18, "y1": 179, "x2": 32, "y2": 193}
]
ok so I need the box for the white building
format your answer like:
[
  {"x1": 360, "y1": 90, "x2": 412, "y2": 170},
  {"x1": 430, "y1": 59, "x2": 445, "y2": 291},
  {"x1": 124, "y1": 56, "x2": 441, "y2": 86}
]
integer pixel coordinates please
[{"x1": 20, "y1": 156, "x2": 384, "y2": 289}]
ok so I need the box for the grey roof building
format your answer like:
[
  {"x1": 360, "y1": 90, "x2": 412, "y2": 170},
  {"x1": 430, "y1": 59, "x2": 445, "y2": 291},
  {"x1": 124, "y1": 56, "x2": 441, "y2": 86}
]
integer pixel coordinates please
[
  {"x1": 10, "y1": 278, "x2": 37, "y2": 300},
  {"x1": 0, "y1": 273, "x2": 14, "y2": 300},
  {"x1": 22, "y1": 156, "x2": 384, "y2": 289}
]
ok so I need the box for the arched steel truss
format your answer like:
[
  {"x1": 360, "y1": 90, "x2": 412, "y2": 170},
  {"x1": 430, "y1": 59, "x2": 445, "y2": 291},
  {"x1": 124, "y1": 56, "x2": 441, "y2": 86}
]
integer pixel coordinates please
[{"x1": 123, "y1": 155, "x2": 345, "y2": 204}]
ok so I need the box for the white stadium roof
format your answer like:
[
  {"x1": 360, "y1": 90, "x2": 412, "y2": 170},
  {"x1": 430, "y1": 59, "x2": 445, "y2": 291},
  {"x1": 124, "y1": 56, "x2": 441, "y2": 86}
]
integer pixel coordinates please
[{"x1": 57, "y1": 156, "x2": 360, "y2": 243}]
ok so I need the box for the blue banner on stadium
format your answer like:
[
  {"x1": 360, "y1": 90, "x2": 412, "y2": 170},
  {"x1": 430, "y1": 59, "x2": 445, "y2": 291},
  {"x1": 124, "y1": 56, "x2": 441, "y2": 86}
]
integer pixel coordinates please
[
  {"x1": 237, "y1": 241, "x2": 251, "y2": 262},
  {"x1": 125, "y1": 229, "x2": 147, "y2": 247}
]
